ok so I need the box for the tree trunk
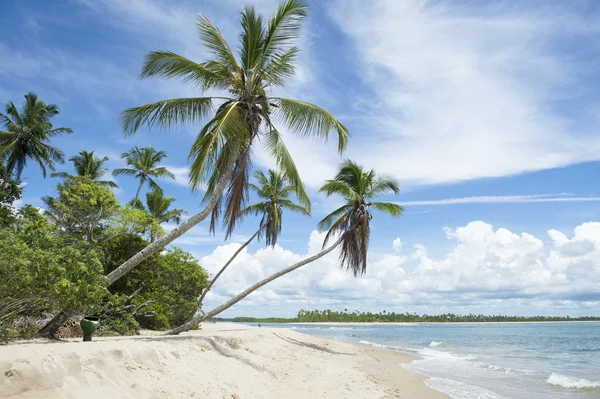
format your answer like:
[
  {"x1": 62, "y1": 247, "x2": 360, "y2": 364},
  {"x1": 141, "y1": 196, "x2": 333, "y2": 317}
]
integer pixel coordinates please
[
  {"x1": 37, "y1": 308, "x2": 82, "y2": 338},
  {"x1": 133, "y1": 179, "x2": 144, "y2": 202},
  {"x1": 38, "y1": 149, "x2": 239, "y2": 337},
  {"x1": 105, "y1": 151, "x2": 237, "y2": 286},
  {"x1": 196, "y1": 224, "x2": 265, "y2": 308},
  {"x1": 166, "y1": 231, "x2": 347, "y2": 335}
]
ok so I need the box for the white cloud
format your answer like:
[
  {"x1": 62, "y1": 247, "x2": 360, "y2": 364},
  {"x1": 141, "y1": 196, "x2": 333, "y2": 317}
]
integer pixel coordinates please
[
  {"x1": 392, "y1": 237, "x2": 402, "y2": 253},
  {"x1": 327, "y1": 0, "x2": 600, "y2": 186},
  {"x1": 199, "y1": 221, "x2": 600, "y2": 317},
  {"x1": 401, "y1": 193, "x2": 600, "y2": 206},
  {"x1": 163, "y1": 165, "x2": 191, "y2": 188}
]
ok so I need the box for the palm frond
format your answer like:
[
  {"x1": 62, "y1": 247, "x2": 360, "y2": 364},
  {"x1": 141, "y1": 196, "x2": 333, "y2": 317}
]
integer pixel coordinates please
[
  {"x1": 262, "y1": 0, "x2": 308, "y2": 61},
  {"x1": 263, "y1": 129, "x2": 310, "y2": 208},
  {"x1": 261, "y1": 46, "x2": 298, "y2": 87},
  {"x1": 97, "y1": 180, "x2": 119, "y2": 188},
  {"x1": 120, "y1": 97, "x2": 214, "y2": 135},
  {"x1": 278, "y1": 198, "x2": 310, "y2": 215},
  {"x1": 318, "y1": 204, "x2": 350, "y2": 231},
  {"x1": 149, "y1": 166, "x2": 176, "y2": 180},
  {"x1": 271, "y1": 98, "x2": 349, "y2": 152},
  {"x1": 46, "y1": 127, "x2": 73, "y2": 137},
  {"x1": 139, "y1": 51, "x2": 229, "y2": 91},
  {"x1": 50, "y1": 171, "x2": 72, "y2": 179},
  {"x1": 369, "y1": 201, "x2": 404, "y2": 217},
  {"x1": 239, "y1": 5, "x2": 265, "y2": 73},
  {"x1": 197, "y1": 14, "x2": 239, "y2": 71},
  {"x1": 112, "y1": 167, "x2": 138, "y2": 177},
  {"x1": 319, "y1": 180, "x2": 357, "y2": 201},
  {"x1": 367, "y1": 176, "x2": 401, "y2": 197},
  {"x1": 188, "y1": 103, "x2": 249, "y2": 190}
]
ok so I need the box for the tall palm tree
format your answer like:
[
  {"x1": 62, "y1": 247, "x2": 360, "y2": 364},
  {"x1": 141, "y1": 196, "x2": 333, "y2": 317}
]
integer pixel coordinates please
[
  {"x1": 197, "y1": 169, "x2": 309, "y2": 308},
  {"x1": 104, "y1": 0, "x2": 347, "y2": 287},
  {"x1": 0, "y1": 92, "x2": 72, "y2": 178},
  {"x1": 318, "y1": 159, "x2": 403, "y2": 276},
  {"x1": 51, "y1": 150, "x2": 118, "y2": 188},
  {"x1": 113, "y1": 146, "x2": 175, "y2": 202},
  {"x1": 168, "y1": 161, "x2": 402, "y2": 334},
  {"x1": 145, "y1": 189, "x2": 185, "y2": 225}
]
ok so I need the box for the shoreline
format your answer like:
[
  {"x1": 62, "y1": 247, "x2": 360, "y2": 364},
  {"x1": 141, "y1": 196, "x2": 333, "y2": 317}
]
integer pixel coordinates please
[
  {"x1": 288, "y1": 320, "x2": 600, "y2": 325},
  {"x1": 0, "y1": 322, "x2": 446, "y2": 398}
]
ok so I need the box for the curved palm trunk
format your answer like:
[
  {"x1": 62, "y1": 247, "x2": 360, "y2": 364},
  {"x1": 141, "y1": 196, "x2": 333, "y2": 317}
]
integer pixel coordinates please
[
  {"x1": 196, "y1": 223, "x2": 266, "y2": 308},
  {"x1": 167, "y1": 231, "x2": 347, "y2": 335},
  {"x1": 38, "y1": 150, "x2": 239, "y2": 337},
  {"x1": 133, "y1": 179, "x2": 144, "y2": 202}
]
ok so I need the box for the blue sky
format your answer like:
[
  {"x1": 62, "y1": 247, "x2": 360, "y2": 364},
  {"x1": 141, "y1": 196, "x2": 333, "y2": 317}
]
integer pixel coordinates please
[{"x1": 2, "y1": 0, "x2": 600, "y2": 317}]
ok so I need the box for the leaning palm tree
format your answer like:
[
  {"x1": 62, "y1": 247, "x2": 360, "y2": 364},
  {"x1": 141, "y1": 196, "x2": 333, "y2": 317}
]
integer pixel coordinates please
[
  {"x1": 39, "y1": 0, "x2": 347, "y2": 338},
  {"x1": 105, "y1": 0, "x2": 346, "y2": 285},
  {"x1": 197, "y1": 169, "x2": 309, "y2": 308},
  {"x1": 51, "y1": 150, "x2": 118, "y2": 188},
  {"x1": 318, "y1": 159, "x2": 403, "y2": 276},
  {"x1": 168, "y1": 161, "x2": 402, "y2": 334},
  {"x1": 113, "y1": 146, "x2": 175, "y2": 202},
  {"x1": 0, "y1": 92, "x2": 72, "y2": 178},
  {"x1": 145, "y1": 189, "x2": 186, "y2": 225}
]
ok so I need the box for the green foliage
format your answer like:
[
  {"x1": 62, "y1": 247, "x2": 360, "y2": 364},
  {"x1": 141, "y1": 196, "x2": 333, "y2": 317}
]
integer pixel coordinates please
[
  {"x1": 113, "y1": 146, "x2": 175, "y2": 201},
  {"x1": 240, "y1": 169, "x2": 309, "y2": 246},
  {"x1": 0, "y1": 211, "x2": 107, "y2": 341},
  {"x1": 295, "y1": 310, "x2": 600, "y2": 323},
  {"x1": 0, "y1": 92, "x2": 73, "y2": 178},
  {"x1": 318, "y1": 160, "x2": 403, "y2": 276},
  {"x1": 128, "y1": 248, "x2": 209, "y2": 329},
  {"x1": 51, "y1": 150, "x2": 118, "y2": 188},
  {"x1": 0, "y1": 163, "x2": 21, "y2": 226},
  {"x1": 100, "y1": 235, "x2": 208, "y2": 330},
  {"x1": 43, "y1": 177, "x2": 119, "y2": 244}
]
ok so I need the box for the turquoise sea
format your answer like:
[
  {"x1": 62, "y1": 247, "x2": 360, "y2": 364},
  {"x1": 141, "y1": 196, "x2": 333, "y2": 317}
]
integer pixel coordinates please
[{"x1": 253, "y1": 322, "x2": 600, "y2": 398}]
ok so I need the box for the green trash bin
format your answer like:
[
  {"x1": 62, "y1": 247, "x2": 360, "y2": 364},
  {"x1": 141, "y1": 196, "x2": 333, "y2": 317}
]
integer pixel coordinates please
[{"x1": 80, "y1": 317, "x2": 100, "y2": 342}]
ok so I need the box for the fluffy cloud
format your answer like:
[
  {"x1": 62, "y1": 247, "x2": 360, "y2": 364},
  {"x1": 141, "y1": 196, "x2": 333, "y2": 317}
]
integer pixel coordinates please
[{"x1": 199, "y1": 221, "x2": 600, "y2": 317}]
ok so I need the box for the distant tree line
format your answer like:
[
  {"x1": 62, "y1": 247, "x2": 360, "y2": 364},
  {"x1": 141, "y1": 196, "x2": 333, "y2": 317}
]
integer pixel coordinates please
[{"x1": 213, "y1": 309, "x2": 600, "y2": 323}]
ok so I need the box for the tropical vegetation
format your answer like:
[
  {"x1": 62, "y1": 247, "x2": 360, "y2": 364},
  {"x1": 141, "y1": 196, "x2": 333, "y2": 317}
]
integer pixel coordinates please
[
  {"x1": 0, "y1": 92, "x2": 72, "y2": 178},
  {"x1": 51, "y1": 150, "x2": 118, "y2": 188},
  {"x1": 3, "y1": 0, "x2": 595, "y2": 343},
  {"x1": 219, "y1": 311, "x2": 600, "y2": 323},
  {"x1": 113, "y1": 146, "x2": 175, "y2": 202}
]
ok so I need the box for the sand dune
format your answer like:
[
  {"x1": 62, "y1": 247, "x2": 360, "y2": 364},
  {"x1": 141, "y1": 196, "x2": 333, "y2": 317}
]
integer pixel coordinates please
[{"x1": 0, "y1": 323, "x2": 445, "y2": 398}]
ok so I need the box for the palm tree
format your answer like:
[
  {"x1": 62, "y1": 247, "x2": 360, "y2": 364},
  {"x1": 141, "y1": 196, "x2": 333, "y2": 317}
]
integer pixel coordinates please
[
  {"x1": 113, "y1": 146, "x2": 175, "y2": 202},
  {"x1": 145, "y1": 189, "x2": 185, "y2": 225},
  {"x1": 0, "y1": 92, "x2": 72, "y2": 178},
  {"x1": 51, "y1": 150, "x2": 118, "y2": 188},
  {"x1": 168, "y1": 161, "x2": 402, "y2": 334},
  {"x1": 197, "y1": 169, "x2": 309, "y2": 308},
  {"x1": 104, "y1": 0, "x2": 347, "y2": 287},
  {"x1": 318, "y1": 159, "x2": 403, "y2": 276}
]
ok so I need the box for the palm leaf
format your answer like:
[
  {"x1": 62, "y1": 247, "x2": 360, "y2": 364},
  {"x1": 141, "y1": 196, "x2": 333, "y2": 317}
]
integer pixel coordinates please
[
  {"x1": 197, "y1": 14, "x2": 239, "y2": 71},
  {"x1": 120, "y1": 97, "x2": 214, "y2": 135},
  {"x1": 318, "y1": 204, "x2": 350, "y2": 231},
  {"x1": 369, "y1": 201, "x2": 404, "y2": 217},
  {"x1": 271, "y1": 97, "x2": 349, "y2": 152},
  {"x1": 140, "y1": 51, "x2": 230, "y2": 91},
  {"x1": 262, "y1": 0, "x2": 308, "y2": 61},
  {"x1": 263, "y1": 129, "x2": 310, "y2": 208},
  {"x1": 278, "y1": 198, "x2": 310, "y2": 215}
]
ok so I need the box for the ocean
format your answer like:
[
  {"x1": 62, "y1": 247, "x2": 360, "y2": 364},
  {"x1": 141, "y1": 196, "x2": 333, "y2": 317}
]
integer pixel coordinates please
[{"x1": 254, "y1": 322, "x2": 600, "y2": 398}]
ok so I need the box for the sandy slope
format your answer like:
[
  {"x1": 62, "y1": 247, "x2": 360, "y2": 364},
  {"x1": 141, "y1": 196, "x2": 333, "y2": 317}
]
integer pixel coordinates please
[{"x1": 0, "y1": 323, "x2": 445, "y2": 399}]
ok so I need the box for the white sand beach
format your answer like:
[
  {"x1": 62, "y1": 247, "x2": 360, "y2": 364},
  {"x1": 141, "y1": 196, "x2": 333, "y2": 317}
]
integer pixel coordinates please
[{"x1": 0, "y1": 323, "x2": 445, "y2": 398}]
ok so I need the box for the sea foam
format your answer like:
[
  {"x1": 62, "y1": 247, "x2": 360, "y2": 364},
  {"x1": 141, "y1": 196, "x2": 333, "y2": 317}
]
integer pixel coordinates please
[{"x1": 546, "y1": 373, "x2": 600, "y2": 389}]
